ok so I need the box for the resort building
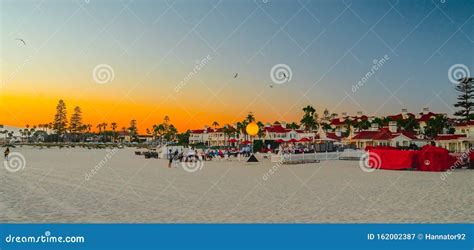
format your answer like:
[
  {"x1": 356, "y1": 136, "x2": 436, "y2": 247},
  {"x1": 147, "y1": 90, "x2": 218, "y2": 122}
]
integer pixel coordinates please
[
  {"x1": 435, "y1": 121, "x2": 474, "y2": 152},
  {"x1": 188, "y1": 122, "x2": 317, "y2": 146},
  {"x1": 349, "y1": 123, "x2": 427, "y2": 149},
  {"x1": 188, "y1": 128, "x2": 213, "y2": 145}
]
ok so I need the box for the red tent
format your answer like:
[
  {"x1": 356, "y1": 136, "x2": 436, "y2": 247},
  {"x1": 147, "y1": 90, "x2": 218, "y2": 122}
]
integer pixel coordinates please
[
  {"x1": 417, "y1": 145, "x2": 452, "y2": 172},
  {"x1": 369, "y1": 149, "x2": 417, "y2": 170},
  {"x1": 299, "y1": 137, "x2": 311, "y2": 142},
  {"x1": 275, "y1": 139, "x2": 285, "y2": 143}
]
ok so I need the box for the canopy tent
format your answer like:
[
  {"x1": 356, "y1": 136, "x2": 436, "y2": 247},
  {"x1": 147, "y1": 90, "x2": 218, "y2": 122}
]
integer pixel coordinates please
[
  {"x1": 368, "y1": 149, "x2": 417, "y2": 170},
  {"x1": 366, "y1": 145, "x2": 457, "y2": 172},
  {"x1": 417, "y1": 145, "x2": 455, "y2": 172}
]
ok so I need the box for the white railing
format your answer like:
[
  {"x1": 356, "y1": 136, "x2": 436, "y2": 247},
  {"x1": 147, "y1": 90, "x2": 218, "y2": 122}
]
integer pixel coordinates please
[{"x1": 269, "y1": 149, "x2": 366, "y2": 164}]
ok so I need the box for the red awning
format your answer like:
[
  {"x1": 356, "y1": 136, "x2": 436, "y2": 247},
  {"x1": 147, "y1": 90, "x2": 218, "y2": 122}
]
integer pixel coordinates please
[
  {"x1": 241, "y1": 140, "x2": 251, "y2": 144},
  {"x1": 228, "y1": 138, "x2": 237, "y2": 143},
  {"x1": 287, "y1": 138, "x2": 298, "y2": 143},
  {"x1": 299, "y1": 137, "x2": 311, "y2": 142},
  {"x1": 275, "y1": 139, "x2": 285, "y2": 143}
]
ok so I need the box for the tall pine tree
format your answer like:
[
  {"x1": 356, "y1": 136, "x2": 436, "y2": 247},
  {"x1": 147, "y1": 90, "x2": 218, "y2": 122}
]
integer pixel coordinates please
[
  {"x1": 69, "y1": 106, "x2": 83, "y2": 140},
  {"x1": 454, "y1": 77, "x2": 474, "y2": 122},
  {"x1": 53, "y1": 100, "x2": 68, "y2": 138}
]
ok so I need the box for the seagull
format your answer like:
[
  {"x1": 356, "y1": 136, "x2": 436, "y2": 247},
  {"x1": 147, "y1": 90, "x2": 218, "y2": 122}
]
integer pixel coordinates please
[
  {"x1": 269, "y1": 84, "x2": 274, "y2": 88},
  {"x1": 233, "y1": 73, "x2": 238, "y2": 78},
  {"x1": 15, "y1": 38, "x2": 26, "y2": 46}
]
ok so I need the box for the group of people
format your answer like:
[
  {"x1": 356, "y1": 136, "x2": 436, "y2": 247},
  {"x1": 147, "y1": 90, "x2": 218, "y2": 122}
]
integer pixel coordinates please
[
  {"x1": 166, "y1": 146, "x2": 255, "y2": 167},
  {"x1": 167, "y1": 148, "x2": 199, "y2": 167},
  {"x1": 276, "y1": 144, "x2": 315, "y2": 155}
]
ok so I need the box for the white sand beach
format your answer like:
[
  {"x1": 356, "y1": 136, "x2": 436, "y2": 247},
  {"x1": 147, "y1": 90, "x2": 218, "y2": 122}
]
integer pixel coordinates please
[{"x1": 1, "y1": 147, "x2": 472, "y2": 223}]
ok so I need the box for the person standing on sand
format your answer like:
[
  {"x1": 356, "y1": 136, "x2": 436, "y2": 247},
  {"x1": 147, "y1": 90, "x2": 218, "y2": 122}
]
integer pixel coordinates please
[{"x1": 4, "y1": 147, "x2": 10, "y2": 160}]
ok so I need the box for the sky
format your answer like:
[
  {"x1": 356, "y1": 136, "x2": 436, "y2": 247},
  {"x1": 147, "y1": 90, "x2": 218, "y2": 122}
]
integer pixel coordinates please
[{"x1": 1, "y1": 0, "x2": 473, "y2": 132}]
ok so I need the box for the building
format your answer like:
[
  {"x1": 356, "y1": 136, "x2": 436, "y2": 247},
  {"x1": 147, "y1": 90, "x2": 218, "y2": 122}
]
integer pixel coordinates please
[
  {"x1": 350, "y1": 123, "x2": 427, "y2": 149},
  {"x1": 435, "y1": 121, "x2": 474, "y2": 152},
  {"x1": 189, "y1": 128, "x2": 212, "y2": 145},
  {"x1": 188, "y1": 122, "x2": 317, "y2": 147}
]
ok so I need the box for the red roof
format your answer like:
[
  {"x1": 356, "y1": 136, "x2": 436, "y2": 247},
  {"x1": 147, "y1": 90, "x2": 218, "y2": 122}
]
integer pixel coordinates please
[
  {"x1": 455, "y1": 120, "x2": 474, "y2": 126},
  {"x1": 264, "y1": 125, "x2": 289, "y2": 133},
  {"x1": 352, "y1": 129, "x2": 416, "y2": 141},
  {"x1": 417, "y1": 112, "x2": 437, "y2": 122},
  {"x1": 190, "y1": 128, "x2": 214, "y2": 134},
  {"x1": 351, "y1": 115, "x2": 368, "y2": 121},
  {"x1": 330, "y1": 118, "x2": 346, "y2": 126},
  {"x1": 326, "y1": 132, "x2": 343, "y2": 141},
  {"x1": 397, "y1": 131, "x2": 417, "y2": 140},
  {"x1": 386, "y1": 113, "x2": 415, "y2": 121},
  {"x1": 352, "y1": 130, "x2": 387, "y2": 140},
  {"x1": 434, "y1": 134, "x2": 467, "y2": 141}
]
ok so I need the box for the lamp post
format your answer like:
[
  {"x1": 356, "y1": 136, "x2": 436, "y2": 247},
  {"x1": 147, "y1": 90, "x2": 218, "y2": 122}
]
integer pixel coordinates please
[{"x1": 246, "y1": 122, "x2": 259, "y2": 162}]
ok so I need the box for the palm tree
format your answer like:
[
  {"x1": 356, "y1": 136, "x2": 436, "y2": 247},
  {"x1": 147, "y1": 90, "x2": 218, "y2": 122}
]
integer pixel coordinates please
[
  {"x1": 424, "y1": 115, "x2": 449, "y2": 138},
  {"x1": 212, "y1": 121, "x2": 219, "y2": 129},
  {"x1": 300, "y1": 105, "x2": 318, "y2": 132},
  {"x1": 344, "y1": 118, "x2": 352, "y2": 137},
  {"x1": 236, "y1": 122, "x2": 244, "y2": 141},
  {"x1": 257, "y1": 121, "x2": 265, "y2": 139},
  {"x1": 153, "y1": 124, "x2": 166, "y2": 143},
  {"x1": 111, "y1": 122, "x2": 117, "y2": 142},
  {"x1": 371, "y1": 117, "x2": 384, "y2": 128},
  {"x1": 288, "y1": 122, "x2": 299, "y2": 130},
  {"x1": 399, "y1": 116, "x2": 420, "y2": 133},
  {"x1": 25, "y1": 124, "x2": 30, "y2": 142},
  {"x1": 245, "y1": 112, "x2": 255, "y2": 123}
]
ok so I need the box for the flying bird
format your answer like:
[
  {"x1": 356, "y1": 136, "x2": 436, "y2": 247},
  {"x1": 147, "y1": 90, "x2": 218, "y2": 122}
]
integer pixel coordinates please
[
  {"x1": 233, "y1": 73, "x2": 238, "y2": 78},
  {"x1": 15, "y1": 38, "x2": 26, "y2": 46}
]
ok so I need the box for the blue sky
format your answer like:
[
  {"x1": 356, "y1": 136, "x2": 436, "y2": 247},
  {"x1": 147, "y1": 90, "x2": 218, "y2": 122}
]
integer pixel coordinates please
[{"x1": 1, "y1": 0, "x2": 473, "y2": 129}]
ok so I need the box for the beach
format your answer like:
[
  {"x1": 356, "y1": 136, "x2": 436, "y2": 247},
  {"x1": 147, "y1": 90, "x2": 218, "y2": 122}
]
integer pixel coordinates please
[{"x1": 1, "y1": 147, "x2": 472, "y2": 223}]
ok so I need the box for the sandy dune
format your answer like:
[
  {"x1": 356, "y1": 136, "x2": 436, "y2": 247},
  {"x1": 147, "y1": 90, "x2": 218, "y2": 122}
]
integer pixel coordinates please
[{"x1": 1, "y1": 147, "x2": 472, "y2": 223}]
